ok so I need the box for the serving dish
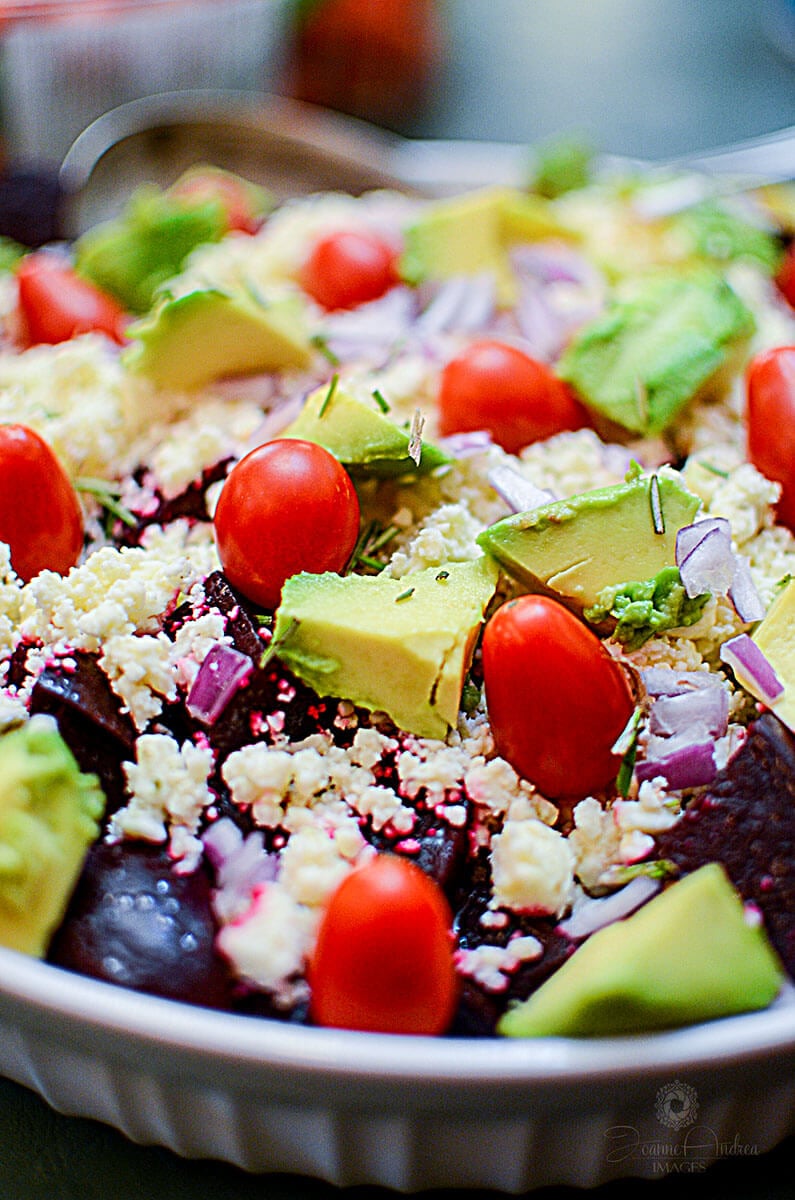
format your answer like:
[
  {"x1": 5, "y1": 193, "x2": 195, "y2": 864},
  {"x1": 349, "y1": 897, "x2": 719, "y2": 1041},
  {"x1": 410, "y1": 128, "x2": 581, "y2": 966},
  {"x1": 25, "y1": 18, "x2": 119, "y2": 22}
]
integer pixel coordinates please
[{"x1": 0, "y1": 93, "x2": 793, "y2": 1192}]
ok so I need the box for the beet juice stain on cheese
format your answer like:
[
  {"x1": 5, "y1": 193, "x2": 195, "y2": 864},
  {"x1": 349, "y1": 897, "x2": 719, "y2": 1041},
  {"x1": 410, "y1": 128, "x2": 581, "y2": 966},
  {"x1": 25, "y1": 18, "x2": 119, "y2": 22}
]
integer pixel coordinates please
[{"x1": 0, "y1": 151, "x2": 791, "y2": 1037}]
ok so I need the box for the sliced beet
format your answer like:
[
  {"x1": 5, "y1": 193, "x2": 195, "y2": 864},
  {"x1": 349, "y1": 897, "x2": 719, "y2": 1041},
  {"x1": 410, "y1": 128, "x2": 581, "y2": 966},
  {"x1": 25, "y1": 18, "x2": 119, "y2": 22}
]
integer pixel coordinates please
[
  {"x1": 655, "y1": 712, "x2": 795, "y2": 978},
  {"x1": 29, "y1": 651, "x2": 136, "y2": 814},
  {"x1": 115, "y1": 459, "x2": 231, "y2": 547},
  {"x1": 48, "y1": 841, "x2": 232, "y2": 1008}
]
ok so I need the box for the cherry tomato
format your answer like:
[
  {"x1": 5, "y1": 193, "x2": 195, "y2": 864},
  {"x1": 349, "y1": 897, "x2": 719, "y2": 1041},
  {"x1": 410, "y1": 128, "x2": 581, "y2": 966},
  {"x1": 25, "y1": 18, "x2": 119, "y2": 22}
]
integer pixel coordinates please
[
  {"x1": 482, "y1": 595, "x2": 634, "y2": 799},
  {"x1": 437, "y1": 340, "x2": 590, "y2": 455},
  {"x1": 213, "y1": 438, "x2": 361, "y2": 610},
  {"x1": 299, "y1": 229, "x2": 399, "y2": 311},
  {"x1": 746, "y1": 346, "x2": 795, "y2": 532},
  {"x1": 0, "y1": 424, "x2": 83, "y2": 581},
  {"x1": 308, "y1": 854, "x2": 459, "y2": 1034},
  {"x1": 16, "y1": 253, "x2": 128, "y2": 347},
  {"x1": 775, "y1": 243, "x2": 795, "y2": 310},
  {"x1": 169, "y1": 170, "x2": 264, "y2": 235}
]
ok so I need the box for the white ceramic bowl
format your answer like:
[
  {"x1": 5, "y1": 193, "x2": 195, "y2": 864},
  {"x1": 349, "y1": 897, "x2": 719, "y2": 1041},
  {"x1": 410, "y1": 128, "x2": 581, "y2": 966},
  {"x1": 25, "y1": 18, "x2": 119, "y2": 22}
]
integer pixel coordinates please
[{"x1": 0, "y1": 944, "x2": 792, "y2": 1191}]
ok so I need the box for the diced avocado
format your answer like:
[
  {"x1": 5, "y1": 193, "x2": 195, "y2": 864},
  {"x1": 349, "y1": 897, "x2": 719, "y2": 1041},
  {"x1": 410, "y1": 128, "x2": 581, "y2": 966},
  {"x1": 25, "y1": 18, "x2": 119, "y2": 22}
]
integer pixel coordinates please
[
  {"x1": 273, "y1": 557, "x2": 499, "y2": 739},
  {"x1": 498, "y1": 863, "x2": 785, "y2": 1037},
  {"x1": 0, "y1": 716, "x2": 104, "y2": 958},
  {"x1": 399, "y1": 187, "x2": 579, "y2": 306},
  {"x1": 584, "y1": 565, "x2": 710, "y2": 650},
  {"x1": 531, "y1": 134, "x2": 594, "y2": 199},
  {"x1": 124, "y1": 287, "x2": 313, "y2": 391},
  {"x1": 75, "y1": 169, "x2": 273, "y2": 314},
  {"x1": 477, "y1": 469, "x2": 701, "y2": 609},
  {"x1": 673, "y1": 200, "x2": 783, "y2": 274},
  {"x1": 281, "y1": 380, "x2": 450, "y2": 477},
  {"x1": 749, "y1": 577, "x2": 795, "y2": 733},
  {"x1": 556, "y1": 270, "x2": 755, "y2": 435}
]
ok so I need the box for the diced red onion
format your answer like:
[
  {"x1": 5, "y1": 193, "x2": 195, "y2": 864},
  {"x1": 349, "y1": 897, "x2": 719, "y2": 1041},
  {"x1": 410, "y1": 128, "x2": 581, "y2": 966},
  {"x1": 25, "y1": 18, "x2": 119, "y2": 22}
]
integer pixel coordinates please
[
  {"x1": 321, "y1": 286, "x2": 417, "y2": 362},
  {"x1": 556, "y1": 875, "x2": 660, "y2": 941},
  {"x1": 648, "y1": 686, "x2": 729, "y2": 740},
  {"x1": 719, "y1": 633, "x2": 785, "y2": 705},
  {"x1": 204, "y1": 820, "x2": 280, "y2": 924},
  {"x1": 186, "y1": 643, "x2": 253, "y2": 725},
  {"x1": 245, "y1": 391, "x2": 307, "y2": 449},
  {"x1": 641, "y1": 667, "x2": 717, "y2": 696},
  {"x1": 487, "y1": 462, "x2": 556, "y2": 513},
  {"x1": 676, "y1": 518, "x2": 735, "y2": 598},
  {"x1": 438, "y1": 430, "x2": 494, "y2": 458},
  {"x1": 514, "y1": 282, "x2": 567, "y2": 362},
  {"x1": 635, "y1": 739, "x2": 717, "y2": 789},
  {"x1": 417, "y1": 273, "x2": 497, "y2": 335},
  {"x1": 202, "y1": 815, "x2": 244, "y2": 869},
  {"x1": 510, "y1": 242, "x2": 601, "y2": 288},
  {"x1": 728, "y1": 555, "x2": 766, "y2": 623}
]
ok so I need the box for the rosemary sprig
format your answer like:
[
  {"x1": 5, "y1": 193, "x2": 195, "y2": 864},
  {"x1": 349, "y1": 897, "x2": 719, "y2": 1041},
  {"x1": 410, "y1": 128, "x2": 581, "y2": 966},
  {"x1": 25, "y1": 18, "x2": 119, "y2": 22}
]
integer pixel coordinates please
[
  {"x1": 75, "y1": 476, "x2": 137, "y2": 528},
  {"x1": 318, "y1": 372, "x2": 339, "y2": 417}
]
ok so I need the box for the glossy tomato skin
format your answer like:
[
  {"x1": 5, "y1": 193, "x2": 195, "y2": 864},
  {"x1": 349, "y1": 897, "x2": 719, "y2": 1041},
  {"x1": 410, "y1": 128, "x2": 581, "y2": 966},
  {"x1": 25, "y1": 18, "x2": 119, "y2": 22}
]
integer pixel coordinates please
[
  {"x1": 0, "y1": 424, "x2": 83, "y2": 581},
  {"x1": 308, "y1": 855, "x2": 459, "y2": 1035},
  {"x1": 482, "y1": 595, "x2": 634, "y2": 799},
  {"x1": 437, "y1": 339, "x2": 590, "y2": 455},
  {"x1": 16, "y1": 253, "x2": 128, "y2": 347},
  {"x1": 213, "y1": 438, "x2": 361, "y2": 610},
  {"x1": 299, "y1": 229, "x2": 399, "y2": 311},
  {"x1": 746, "y1": 346, "x2": 795, "y2": 532}
]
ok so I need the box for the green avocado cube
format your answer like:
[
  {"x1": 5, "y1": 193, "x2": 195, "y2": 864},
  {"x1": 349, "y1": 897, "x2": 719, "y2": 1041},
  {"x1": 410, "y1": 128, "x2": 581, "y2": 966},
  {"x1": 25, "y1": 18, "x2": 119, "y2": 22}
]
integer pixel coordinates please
[
  {"x1": 282, "y1": 381, "x2": 450, "y2": 477},
  {"x1": 273, "y1": 557, "x2": 499, "y2": 739},
  {"x1": 0, "y1": 717, "x2": 104, "y2": 958},
  {"x1": 556, "y1": 270, "x2": 755, "y2": 434},
  {"x1": 498, "y1": 863, "x2": 785, "y2": 1037},
  {"x1": 477, "y1": 469, "x2": 701, "y2": 609},
  {"x1": 124, "y1": 287, "x2": 312, "y2": 391}
]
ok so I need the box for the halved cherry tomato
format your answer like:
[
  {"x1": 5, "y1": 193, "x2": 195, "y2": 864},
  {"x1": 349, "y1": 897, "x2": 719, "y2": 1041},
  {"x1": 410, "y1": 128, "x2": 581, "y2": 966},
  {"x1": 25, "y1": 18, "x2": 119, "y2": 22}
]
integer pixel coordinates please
[
  {"x1": 746, "y1": 345, "x2": 795, "y2": 532},
  {"x1": 15, "y1": 253, "x2": 128, "y2": 347},
  {"x1": 0, "y1": 424, "x2": 83, "y2": 580},
  {"x1": 213, "y1": 438, "x2": 361, "y2": 610},
  {"x1": 169, "y1": 169, "x2": 264, "y2": 235},
  {"x1": 482, "y1": 595, "x2": 634, "y2": 799},
  {"x1": 299, "y1": 229, "x2": 399, "y2": 311},
  {"x1": 437, "y1": 339, "x2": 590, "y2": 455},
  {"x1": 775, "y1": 243, "x2": 795, "y2": 310},
  {"x1": 308, "y1": 855, "x2": 458, "y2": 1034}
]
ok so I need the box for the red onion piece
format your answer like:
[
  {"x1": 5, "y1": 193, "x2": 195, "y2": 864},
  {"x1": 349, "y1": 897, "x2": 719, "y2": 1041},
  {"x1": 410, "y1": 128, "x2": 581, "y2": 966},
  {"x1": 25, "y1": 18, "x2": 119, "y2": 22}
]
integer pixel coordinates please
[
  {"x1": 320, "y1": 287, "x2": 417, "y2": 362},
  {"x1": 648, "y1": 686, "x2": 729, "y2": 740},
  {"x1": 635, "y1": 739, "x2": 716, "y2": 789},
  {"x1": 728, "y1": 555, "x2": 766, "y2": 623},
  {"x1": 417, "y1": 273, "x2": 497, "y2": 335},
  {"x1": 676, "y1": 519, "x2": 735, "y2": 598},
  {"x1": 719, "y1": 634, "x2": 785, "y2": 705},
  {"x1": 641, "y1": 667, "x2": 717, "y2": 696},
  {"x1": 556, "y1": 875, "x2": 660, "y2": 941},
  {"x1": 438, "y1": 430, "x2": 494, "y2": 458},
  {"x1": 487, "y1": 462, "x2": 556, "y2": 513},
  {"x1": 186, "y1": 643, "x2": 253, "y2": 725}
]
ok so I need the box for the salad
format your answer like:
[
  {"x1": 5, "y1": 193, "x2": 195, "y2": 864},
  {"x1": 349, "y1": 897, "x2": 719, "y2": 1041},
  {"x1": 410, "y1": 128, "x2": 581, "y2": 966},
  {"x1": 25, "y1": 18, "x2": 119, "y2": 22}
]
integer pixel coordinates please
[{"x1": 0, "y1": 157, "x2": 792, "y2": 1039}]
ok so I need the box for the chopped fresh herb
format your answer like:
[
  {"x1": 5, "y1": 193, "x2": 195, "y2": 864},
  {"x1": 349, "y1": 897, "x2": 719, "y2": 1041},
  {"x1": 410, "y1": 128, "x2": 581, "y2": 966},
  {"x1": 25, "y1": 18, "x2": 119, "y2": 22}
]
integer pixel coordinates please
[
  {"x1": 346, "y1": 521, "x2": 399, "y2": 574},
  {"x1": 609, "y1": 859, "x2": 678, "y2": 885},
  {"x1": 372, "y1": 388, "x2": 390, "y2": 413},
  {"x1": 624, "y1": 459, "x2": 644, "y2": 483},
  {"x1": 436, "y1": 570, "x2": 450, "y2": 581},
  {"x1": 461, "y1": 679, "x2": 482, "y2": 713},
  {"x1": 697, "y1": 459, "x2": 730, "y2": 479},
  {"x1": 75, "y1": 476, "x2": 137, "y2": 528},
  {"x1": 318, "y1": 372, "x2": 339, "y2": 417},
  {"x1": 395, "y1": 587, "x2": 415, "y2": 603},
  {"x1": 310, "y1": 333, "x2": 341, "y2": 366},
  {"x1": 614, "y1": 706, "x2": 642, "y2": 797},
  {"x1": 649, "y1": 473, "x2": 665, "y2": 534},
  {"x1": 259, "y1": 616, "x2": 298, "y2": 669},
  {"x1": 255, "y1": 613, "x2": 273, "y2": 627}
]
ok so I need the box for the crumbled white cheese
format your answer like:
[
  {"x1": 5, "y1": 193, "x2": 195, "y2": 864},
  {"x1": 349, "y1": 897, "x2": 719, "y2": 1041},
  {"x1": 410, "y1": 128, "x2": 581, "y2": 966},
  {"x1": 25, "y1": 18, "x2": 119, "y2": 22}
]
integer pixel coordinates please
[
  {"x1": 111, "y1": 733, "x2": 214, "y2": 857},
  {"x1": 490, "y1": 817, "x2": 575, "y2": 917},
  {"x1": 216, "y1": 881, "x2": 317, "y2": 1000}
]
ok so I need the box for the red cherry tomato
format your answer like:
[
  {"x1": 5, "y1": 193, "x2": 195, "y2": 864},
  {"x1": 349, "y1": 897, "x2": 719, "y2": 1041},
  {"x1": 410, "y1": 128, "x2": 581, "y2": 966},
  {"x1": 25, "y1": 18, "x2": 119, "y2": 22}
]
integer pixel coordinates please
[
  {"x1": 16, "y1": 253, "x2": 128, "y2": 347},
  {"x1": 746, "y1": 346, "x2": 795, "y2": 532},
  {"x1": 0, "y1": 424, "x2": 83, "y2": 581},
  {"x1": 482, "y1": 595, "x2": 634, "y2": 799},
  {"x1": 308, "y1": 854, "x2": 459, "y2": 1035},
  {"x1": 169, "y1": 170, "x2": 263, "y2": 235},
  {"x1": 299, "y1": 229, "x2": 399, "y2": 311},
  {"x1": 775, "y1": 243, "x2": 795, "y2": 310},
  {"x1": 213, "y1": 438, "x2": 361, "y2": 610},
  {"x1": 437, "y1": 339, "x2": 590, "y2": 455}
]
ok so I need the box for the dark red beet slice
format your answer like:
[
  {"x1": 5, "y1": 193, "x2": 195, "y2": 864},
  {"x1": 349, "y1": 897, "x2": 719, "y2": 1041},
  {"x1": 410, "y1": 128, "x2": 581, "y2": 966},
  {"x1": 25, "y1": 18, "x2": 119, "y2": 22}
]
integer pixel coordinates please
[
  {"x1": 655, "y1": 712, "x2": 795, "y2": 978},
  {"x1": 48, "y1": 841, "x2": 232, "y2": 1008},
  {"x1": 114, "y1": 460, "x2": 231, "y2": 547}
]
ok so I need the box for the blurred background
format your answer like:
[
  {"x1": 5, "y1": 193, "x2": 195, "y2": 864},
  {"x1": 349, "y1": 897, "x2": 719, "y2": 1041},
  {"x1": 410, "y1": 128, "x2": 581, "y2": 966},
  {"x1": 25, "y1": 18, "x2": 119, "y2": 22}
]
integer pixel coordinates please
[{"x1": 1, "y1": 0, "x2": 794, "y2": 162}]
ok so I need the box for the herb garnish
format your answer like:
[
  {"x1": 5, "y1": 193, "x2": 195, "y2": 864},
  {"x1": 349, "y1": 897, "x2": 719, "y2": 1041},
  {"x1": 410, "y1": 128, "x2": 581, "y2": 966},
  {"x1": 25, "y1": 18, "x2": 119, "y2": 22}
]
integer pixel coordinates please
[
  {"x1": 395, "y1": 587, "x2": 415, "y2": 603},
  {"x1": 318, "y1": 372, "x2": 339, "y2": 417},
  {"x1": 75, "y1": 477, "x2": 137, "y2": 529},
  {"x1": 372, "y1": 388, "x2": 390, "y2": 413}
]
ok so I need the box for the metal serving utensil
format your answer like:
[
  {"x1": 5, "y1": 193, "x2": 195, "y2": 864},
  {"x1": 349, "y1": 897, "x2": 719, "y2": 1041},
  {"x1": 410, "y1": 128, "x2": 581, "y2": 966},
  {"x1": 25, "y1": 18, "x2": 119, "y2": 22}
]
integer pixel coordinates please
[{"x1": 58, "y1": 89, "x2": 795, "y2": 235}]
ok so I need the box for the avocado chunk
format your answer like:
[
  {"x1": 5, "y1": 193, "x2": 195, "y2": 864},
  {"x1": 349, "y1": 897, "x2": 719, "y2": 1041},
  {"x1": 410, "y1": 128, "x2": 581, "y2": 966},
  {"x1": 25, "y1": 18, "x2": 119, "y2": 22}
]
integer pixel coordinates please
[
  {"x1": 478, "y1": 469, "x2": 701, "y2": 609},
  {"x1": 273, "y1": 557, "x2": 499, "y2": 739},
  {"x1": 498, "y1": 863, "x2": 785, "y2": 1037},
  {"x1": 281, "y1": 380, "x2": 450, "y2": 477},
  {"x1": 75, "y1": 171, "x2": 272, "y2": 314},
  {"x1": 556, "y1": 270, "x2": 755, "y2": 435},
  {"x1": 400, "y1": 187, "x2": 579, "y2": 306},
  {"x1": 124, "y1": 287, "x2": 313, "y2": 391},
  {"x1": 747, "y1": 577, "x2": 795, "y2": 733},
  {"x1": 584, "y1": 565, "x2": 710, "y2": 649},
  {"x1": 0, "y1": 716, "x2": 105, "y2": 958},
  {"x1": 673, "y1": 200, "x2": 783, "y2": 274}
]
